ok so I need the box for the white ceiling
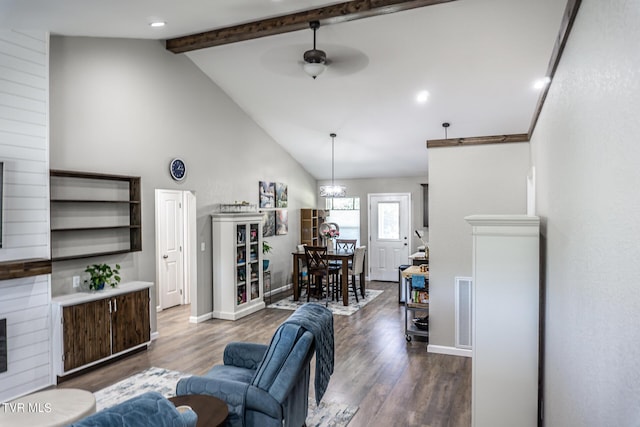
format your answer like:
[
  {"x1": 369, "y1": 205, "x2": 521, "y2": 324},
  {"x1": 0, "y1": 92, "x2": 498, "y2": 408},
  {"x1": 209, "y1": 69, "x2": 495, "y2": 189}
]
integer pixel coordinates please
[{"x1": 1, "y1": 0, "x2": 567, "y2": 180}]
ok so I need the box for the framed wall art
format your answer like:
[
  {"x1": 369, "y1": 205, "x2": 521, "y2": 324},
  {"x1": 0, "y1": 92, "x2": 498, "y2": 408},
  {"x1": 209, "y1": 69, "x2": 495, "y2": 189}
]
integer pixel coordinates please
[
  {"x1": 259, "y1": 181, "x2": 275, "y2": 208},
  {"x1": 276, "y1": 182, "x2": 288, "y2": 208},
  {"x1": 276, "y1": 209, "x2": 288, "y2": 235},
  {"x1": 262, "y1": 210, "x2": 276, "y2": 237}
]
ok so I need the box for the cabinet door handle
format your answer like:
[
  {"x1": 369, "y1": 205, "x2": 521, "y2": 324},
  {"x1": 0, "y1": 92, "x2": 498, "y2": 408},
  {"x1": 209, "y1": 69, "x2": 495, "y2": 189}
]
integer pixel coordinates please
[
  {"x1": 109, "y1": 300, "x2": 112, "y2": 313},
  {"x1": 113, "y1": 299, "x2": 117, "y2": 312}
]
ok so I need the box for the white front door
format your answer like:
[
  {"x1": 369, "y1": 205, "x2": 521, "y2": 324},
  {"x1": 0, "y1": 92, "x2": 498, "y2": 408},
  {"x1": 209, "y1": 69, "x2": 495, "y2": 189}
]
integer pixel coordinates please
[
  {"x1": 156, "y1": 189, "x2": 184, "y2": 310},
  {"x1": 368, "y1": 193, "x2": 411, "y2": 281}
]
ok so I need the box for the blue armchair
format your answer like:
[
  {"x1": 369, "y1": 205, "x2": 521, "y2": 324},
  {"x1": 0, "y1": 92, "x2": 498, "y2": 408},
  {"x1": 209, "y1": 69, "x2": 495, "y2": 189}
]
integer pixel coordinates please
[
  {"x1": 71, "y1": 391, "x2": 197, "y2": 427},
  {"x1": 176, "y1": 303, "x2": 333, "y2": 427}
]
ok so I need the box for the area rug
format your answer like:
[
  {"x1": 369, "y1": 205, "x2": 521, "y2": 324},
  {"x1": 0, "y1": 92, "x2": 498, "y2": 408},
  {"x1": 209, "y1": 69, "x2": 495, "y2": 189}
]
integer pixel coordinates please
[
  {"x1": 268, "y1": 289, "x2": 383, "y2": 316},
  {"x1": 95, "y1": 367, "x2": 358, "y2": 427}
]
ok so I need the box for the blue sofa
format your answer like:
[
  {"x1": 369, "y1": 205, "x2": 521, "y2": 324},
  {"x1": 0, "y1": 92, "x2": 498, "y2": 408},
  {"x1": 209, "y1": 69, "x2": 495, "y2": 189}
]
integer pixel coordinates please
[
  {"x1": 70, "y1": 391, "x2": 197, "y2": 427},
  {"x1": 176, "y1": 303, "x2": 334, "y2": 427}
]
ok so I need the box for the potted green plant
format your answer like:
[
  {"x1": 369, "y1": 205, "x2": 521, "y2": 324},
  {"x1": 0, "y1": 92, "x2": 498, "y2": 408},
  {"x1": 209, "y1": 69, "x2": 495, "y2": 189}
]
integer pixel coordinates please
[
  {"x1": 85, "y1": 263, "x2": 121, "y2": 291},
  {"x1": 262, "y1": 241, "x2": 273, "y2": 271}
]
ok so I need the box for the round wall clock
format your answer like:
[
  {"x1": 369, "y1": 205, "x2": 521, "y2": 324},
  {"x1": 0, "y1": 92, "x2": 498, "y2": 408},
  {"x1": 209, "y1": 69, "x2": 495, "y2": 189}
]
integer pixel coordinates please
[{"x1": 169, "y1": 158, "x2": 186, "y2": 181}]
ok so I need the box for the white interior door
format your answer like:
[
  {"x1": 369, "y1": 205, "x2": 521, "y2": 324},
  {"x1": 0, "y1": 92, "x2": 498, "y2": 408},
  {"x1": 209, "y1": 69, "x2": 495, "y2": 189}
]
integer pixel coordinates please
[
  {"x1": 368, "y1": 193, "x2": 411, "y2": 281},
  {"x1": 156, "y1": 189, "x2": 184, "y2": 310}
]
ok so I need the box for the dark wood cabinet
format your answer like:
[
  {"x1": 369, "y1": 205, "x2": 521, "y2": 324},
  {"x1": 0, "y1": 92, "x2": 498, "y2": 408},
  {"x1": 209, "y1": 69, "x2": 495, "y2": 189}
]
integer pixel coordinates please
[
  {"x1": 111, "y1": 290, "x2": 150, "y2": 354},
  {"x1": 54, "y1": 285, "x2": 151, "y2": 376},
  {"x1": 62, "y1": 298, "x2": 110, "y2": 371}
]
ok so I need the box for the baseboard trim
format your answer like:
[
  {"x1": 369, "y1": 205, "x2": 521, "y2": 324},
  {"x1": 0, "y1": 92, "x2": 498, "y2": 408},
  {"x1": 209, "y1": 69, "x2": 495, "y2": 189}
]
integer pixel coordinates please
[
  {"x1": 427, "y1": 344, "x2": 473, "y2": 358},
  {"x1": 267, "y1": 284, "x2": 292, "y2": 297},
  {"x1": 189, "y1": 312, "x2": 213, "y2": 324},
  {"x1": 150, "y1": 331, "x2": 159, "y2": 341}
]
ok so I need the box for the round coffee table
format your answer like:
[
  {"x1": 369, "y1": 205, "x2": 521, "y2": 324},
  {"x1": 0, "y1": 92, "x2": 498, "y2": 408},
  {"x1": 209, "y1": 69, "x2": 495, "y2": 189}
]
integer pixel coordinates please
[
  {"x1": 0, "y1": 388, "x2": 96, "y2": 427},
  {"x1": 169, "y1": 394, "x2": 229, "y2": 427}
]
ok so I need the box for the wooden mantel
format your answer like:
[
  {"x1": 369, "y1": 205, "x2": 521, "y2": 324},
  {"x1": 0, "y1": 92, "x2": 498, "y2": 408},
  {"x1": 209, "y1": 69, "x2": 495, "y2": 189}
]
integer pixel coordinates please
[{"x1": 0, "y1": 259, "x2": 52, "y2": 281}]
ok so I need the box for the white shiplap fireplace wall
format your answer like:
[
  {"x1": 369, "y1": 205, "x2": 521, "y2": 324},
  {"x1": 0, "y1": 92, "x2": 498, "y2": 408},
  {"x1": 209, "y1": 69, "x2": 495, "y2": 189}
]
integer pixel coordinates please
[{"x1": 0, "y1": 30, "x2": 52, "y2": 401}]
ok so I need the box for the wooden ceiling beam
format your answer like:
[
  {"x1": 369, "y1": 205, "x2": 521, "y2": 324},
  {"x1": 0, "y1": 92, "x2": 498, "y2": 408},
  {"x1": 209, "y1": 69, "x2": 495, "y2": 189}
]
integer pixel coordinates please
[
  {"x1": 166, "y1": 0, "x2": 456, "y2": 54},
  {"x1": 426, "y1": 134, "x2": 529, "y2": 149},
  {"x1": 426, "y1": 1, "x2": 582, "y2": 151},
  {"x1": 527, "y1": 0, "x2": 581, "y2": 137}
]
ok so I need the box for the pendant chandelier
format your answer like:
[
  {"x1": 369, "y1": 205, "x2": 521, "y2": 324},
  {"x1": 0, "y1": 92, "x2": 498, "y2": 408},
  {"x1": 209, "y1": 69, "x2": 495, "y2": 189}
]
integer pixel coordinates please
[{"x1": 319, "y1": 133, "x2": 346, "y2": 198}]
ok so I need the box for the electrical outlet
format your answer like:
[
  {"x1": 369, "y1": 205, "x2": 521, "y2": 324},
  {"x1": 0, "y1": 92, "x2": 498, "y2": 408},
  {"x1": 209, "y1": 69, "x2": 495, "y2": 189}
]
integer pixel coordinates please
[{"x1": 73, "y1": 276, "x2": 80, "y2": 288}]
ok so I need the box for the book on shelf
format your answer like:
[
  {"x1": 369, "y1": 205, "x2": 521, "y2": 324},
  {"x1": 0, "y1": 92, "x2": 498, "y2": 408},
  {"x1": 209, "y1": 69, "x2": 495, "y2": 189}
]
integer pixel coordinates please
[{"x1": 411, "y1": 290, "x2": 429, "y2": 304}]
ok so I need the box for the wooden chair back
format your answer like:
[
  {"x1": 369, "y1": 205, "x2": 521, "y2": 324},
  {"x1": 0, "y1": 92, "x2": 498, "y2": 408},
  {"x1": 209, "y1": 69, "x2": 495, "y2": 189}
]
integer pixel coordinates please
[
  {"x1": 304, "y1": 246, "x2": 330, "y2": 273},
  {"x1": 335, "y1": 239, "x2": 357, "y2": 252}
]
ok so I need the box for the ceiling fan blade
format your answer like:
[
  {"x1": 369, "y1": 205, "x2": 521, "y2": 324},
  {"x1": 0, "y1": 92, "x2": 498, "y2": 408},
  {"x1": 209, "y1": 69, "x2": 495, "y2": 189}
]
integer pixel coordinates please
[
  {"x1": 324, "y1": 46, "x2": 369, "y2": 75},
  {"x1": 261, "y1": 43, "x2": 310, "y2": 78},
  {"x1": 261, "y1": 43, "x2": 369, "y2": 78}
]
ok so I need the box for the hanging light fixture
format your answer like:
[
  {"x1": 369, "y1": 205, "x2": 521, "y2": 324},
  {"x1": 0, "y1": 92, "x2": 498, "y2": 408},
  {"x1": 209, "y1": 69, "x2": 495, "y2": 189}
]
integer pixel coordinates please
[
  {"x1": 303, "y1": 21, "x2": 327, "y2": 79},
  {"x1": 442, "y1": 122, "x2": 450, "y2": 139},
  {"x1": 319, "y1": 133, "x2": 346, "y2": 198}
]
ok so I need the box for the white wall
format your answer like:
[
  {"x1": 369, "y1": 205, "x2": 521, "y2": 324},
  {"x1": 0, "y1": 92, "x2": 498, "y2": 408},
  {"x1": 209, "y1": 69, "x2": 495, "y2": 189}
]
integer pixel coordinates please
[
  {"x1": 0, "y1": 30, "x2": 50, "y2": 261},
  {"x1": 531, "y1": 1, "x2": 640, "y2": 424},
  {"x1": 428, "y1": 143, "x2": 528, "y2": 349},
  {"x1": 49, "y1": 37, "x2": 317, "y2": 326},
  {"x1": 0, "y1": 30, "x2": 52, "y2": 401}
]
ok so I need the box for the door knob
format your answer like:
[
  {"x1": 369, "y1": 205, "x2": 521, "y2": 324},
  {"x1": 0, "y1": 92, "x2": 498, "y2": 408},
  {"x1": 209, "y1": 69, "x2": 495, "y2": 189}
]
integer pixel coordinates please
[{"x1": 163, "y1": 254, "x2": 168, "y2": 259}]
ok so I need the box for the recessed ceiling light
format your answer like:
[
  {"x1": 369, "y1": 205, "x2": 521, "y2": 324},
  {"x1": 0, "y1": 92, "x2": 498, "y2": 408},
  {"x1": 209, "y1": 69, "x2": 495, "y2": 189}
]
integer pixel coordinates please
[
  {"x1": 416, "y1": 90, "x2": 430, "y2": 104},
  {"x1": 533, "y1": 77, "x2": 551, "y2": 90},
  {"x1": 150, "y1": 21, "x2": 166, "y2": 28}
]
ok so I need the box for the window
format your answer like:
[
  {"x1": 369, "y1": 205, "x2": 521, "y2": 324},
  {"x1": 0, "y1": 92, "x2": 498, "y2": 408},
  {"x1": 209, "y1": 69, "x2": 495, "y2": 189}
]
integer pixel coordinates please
[
  {"x1": 377, "y1": 202, "x2": 400, "y2": 240},
  {"x1": 325, "y1": 197, "x2": 360, "y2": 245}
]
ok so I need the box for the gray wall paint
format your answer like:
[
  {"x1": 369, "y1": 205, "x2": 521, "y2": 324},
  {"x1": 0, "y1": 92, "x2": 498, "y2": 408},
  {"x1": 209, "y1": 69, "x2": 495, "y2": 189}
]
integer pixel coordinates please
[
  {"x1": 317, "y1": 176, "x2": 429, "y2": 255},
  {"x1": 49, "y1": 36, "x2": 317, "y2": 330},
  {"x1": 531, "y1": 1, "x2": 640, "y2": 424},
  {"x1": 428, "y1": 143, "x2": 528, "y2": 348}
]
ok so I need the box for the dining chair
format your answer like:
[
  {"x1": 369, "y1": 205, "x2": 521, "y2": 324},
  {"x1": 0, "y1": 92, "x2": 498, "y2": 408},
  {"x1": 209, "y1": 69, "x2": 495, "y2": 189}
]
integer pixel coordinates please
[
  {"x1": 303, "y1": 246, "x2": 339, "y2": 305},
  {"x1": 338, "y1": 246, "x2": 366, "y2": 303},
  {"x1": 331, "y1": 239, "x2": 357, "y2": 270},
  {"x1": 335, "y1": 239, "x2": 357, "y2": 252}
]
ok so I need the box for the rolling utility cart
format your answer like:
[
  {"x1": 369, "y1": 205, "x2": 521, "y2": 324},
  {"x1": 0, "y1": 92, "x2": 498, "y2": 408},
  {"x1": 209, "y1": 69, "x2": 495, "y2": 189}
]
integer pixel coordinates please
[{"x1": 401, "y1": 265, "x2": 429, "y2": 343}]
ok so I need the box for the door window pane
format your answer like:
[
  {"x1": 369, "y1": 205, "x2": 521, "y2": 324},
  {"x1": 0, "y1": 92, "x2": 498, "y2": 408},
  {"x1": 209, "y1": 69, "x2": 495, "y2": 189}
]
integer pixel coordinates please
[{"x1": 378, "y1": 202, "x2": 400, "y2": 240}]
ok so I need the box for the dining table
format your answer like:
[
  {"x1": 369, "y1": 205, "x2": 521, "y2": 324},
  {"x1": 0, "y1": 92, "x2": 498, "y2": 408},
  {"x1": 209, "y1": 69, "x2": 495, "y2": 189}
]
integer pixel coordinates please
[{"x1": 292, "y1": 249, "x2": 356, "y2": 306}]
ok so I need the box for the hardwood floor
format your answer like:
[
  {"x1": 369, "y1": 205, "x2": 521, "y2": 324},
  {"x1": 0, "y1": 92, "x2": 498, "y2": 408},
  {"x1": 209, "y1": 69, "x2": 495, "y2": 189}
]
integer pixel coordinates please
[{"x1": 59, "y1": 281, "x2": 471, "y2": 426}]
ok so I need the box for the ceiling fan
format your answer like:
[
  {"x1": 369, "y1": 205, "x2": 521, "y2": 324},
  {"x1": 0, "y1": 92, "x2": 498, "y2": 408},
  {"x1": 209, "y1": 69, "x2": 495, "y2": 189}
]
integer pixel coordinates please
[
  {"x1": 260, "y1": 21, "x2": 369, "y2": 78},
  {"x1": 303, "y1": 21, "x2": 328, "y2": 79}
]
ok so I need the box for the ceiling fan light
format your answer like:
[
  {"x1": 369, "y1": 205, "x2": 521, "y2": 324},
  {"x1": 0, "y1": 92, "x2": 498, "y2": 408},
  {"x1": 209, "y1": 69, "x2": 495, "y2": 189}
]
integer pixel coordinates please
[
  {"x1": 303, "y1": 61, "x2": 327, "y2": 79},
  {"x1": 303, "y1": 21, "x2": 328, "y2": 79}
]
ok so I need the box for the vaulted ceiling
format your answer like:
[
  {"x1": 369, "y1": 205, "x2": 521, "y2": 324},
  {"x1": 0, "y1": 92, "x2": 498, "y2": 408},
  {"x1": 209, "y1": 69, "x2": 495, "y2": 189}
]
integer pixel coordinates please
[{"x1": 1, "y1": 0, "x2": 569, "y2": 179}]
